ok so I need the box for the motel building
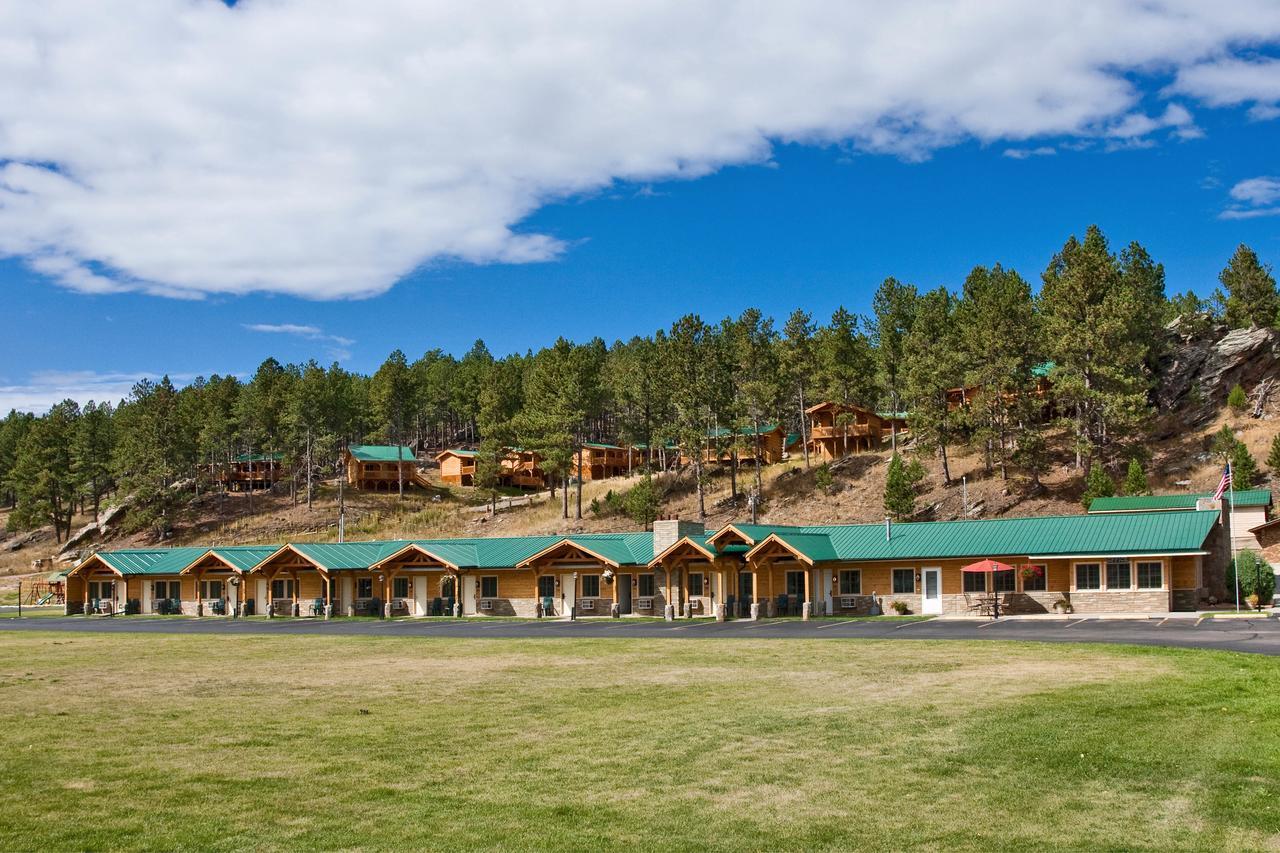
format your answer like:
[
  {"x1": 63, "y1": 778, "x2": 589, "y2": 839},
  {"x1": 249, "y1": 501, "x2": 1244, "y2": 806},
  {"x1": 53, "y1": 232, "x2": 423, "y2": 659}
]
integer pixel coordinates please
[{"x1": 64, "y1": 500, "x2": 1235, "y2": 618}]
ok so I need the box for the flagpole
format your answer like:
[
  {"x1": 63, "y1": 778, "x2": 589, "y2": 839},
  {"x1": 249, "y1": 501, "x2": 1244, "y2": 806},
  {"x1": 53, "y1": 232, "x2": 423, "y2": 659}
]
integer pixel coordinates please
[{"x1": 1228, "y1": 461, "x2": 1239, "y2": 613}]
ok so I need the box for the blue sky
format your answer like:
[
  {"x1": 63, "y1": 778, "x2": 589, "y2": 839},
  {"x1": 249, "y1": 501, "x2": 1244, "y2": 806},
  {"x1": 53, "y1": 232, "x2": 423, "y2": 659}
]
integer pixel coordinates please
[{"x1": 3, "y1": 2, "x2": 1280, "y2": 411}]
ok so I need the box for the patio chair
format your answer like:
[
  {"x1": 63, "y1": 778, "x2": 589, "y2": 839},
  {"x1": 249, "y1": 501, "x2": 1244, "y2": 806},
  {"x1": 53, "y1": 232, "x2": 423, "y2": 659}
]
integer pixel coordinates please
[
  {"x1": 963, "y1": 593, "x2": 983, "y2": 614},
  {"x1": 776, "y1": 594, "x2": 790, "y2": 616},
  {"x1": 211, "y1": 598, "x2": 226, "y2": 616},
  {"x1": 430, "y1": 597, "x2": 443, "y2": 616},
  {"x1": 442, "y1": 596, "x2": 455, "y2": 616},
  {"x1": 540, "y1": 595, "x2": 555, "y2": 616},
  {"x1": 310, "y1": 598, "x2": 326, "y2": 617}
]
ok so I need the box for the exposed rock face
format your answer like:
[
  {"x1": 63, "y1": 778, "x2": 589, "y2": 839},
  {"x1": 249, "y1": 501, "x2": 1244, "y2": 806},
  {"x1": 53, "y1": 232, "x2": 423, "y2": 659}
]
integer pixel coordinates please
[{"x1": 1158, "y1": 322, "x2": 1280, "y2": 420}]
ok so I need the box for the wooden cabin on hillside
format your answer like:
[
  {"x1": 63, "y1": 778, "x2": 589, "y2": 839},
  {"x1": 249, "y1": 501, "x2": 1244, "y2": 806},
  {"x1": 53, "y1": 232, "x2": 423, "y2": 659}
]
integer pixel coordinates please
[
  {"x1": 344, "y1": 445, "x2": 425, "y2": 491},
  {"x1": 946, "y1": 361, "x2": 1055, "y2": 412},
  {"x1": 217, "y1": 452, "x2": 285, "y2": 491},
  {"x1": 806, "y1": 402, "x2": 884, "y2": 460},
  {"x1": 572, "y1": 443, "x2": 643, "y2": 481},
  {"x1": 435, "y1": 447, "x2": 550, "y2": 490},
  {"x1": 681, "y1": 424, "x2": 787, "y2": 466}
]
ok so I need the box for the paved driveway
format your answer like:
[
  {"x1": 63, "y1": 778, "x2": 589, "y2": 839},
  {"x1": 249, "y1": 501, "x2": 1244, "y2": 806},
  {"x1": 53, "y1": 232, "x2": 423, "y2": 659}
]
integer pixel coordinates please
[{"x1": 3, "y1": 614, "x2": 1280, "y2": 655}]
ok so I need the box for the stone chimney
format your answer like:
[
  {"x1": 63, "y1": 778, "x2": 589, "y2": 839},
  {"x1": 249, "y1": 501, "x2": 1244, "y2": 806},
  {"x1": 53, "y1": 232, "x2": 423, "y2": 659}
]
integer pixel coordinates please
[{"x1": 652, "y1": 517, "x2": 706, "y2": 559}]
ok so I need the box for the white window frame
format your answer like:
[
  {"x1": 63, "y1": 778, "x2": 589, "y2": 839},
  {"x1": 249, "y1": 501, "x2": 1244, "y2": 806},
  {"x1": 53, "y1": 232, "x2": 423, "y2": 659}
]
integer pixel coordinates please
[
  {"x1": 1072, "y1": 561, "x2": 1102, "y2": 591},
  {"x1": 1019, "y1": 563, "x2": 1048, "y2": 593}
]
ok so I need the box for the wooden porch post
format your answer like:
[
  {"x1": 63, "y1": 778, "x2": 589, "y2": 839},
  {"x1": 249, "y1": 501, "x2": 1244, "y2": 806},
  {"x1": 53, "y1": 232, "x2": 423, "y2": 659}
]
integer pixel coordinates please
[
  {"x1": 82, "y1": 572, "x2": 90, "y2": 615},
  {"x1": 289, "y1": 569, "x2": 299, "y2": 616},
  {"x1": 322, "y1": 568, "x2": 332, "y2": 618},
  {"x1": 194, "y1": 567, "x2": 203, "y2": 617}
]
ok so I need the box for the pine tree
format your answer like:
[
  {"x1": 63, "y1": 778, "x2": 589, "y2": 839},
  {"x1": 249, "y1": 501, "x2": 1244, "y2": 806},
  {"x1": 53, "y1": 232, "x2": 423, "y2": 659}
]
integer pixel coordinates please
[
  {"x1": 955, "y1": 264, "x2": 1040, "y2": 479},
  {"x1": 475, "y1": 360, "x2": 522, "y2": 512},
  {"x1": 779, "y1": 309, "x2": 817, "y2": 468},
  {"x1": 1267, "y1": 434, "x2": 1280, "y2": 474},
  {"x1": 729, "y1": 308, "x2": 781, "y2": 500},
  {"x1": 1122, "y1": 459, "x2": 1150, "y2": 496},
  {"x1": 869, "y1": 278, "x2": 917, "y2": 450},
  {"x1": 72, "y1": 400, "x2": 114, "y2": 522},
  {"x1": 1227, "y1": 383, "x2": 1248, "y2": 414},
  {"x1": 665, "y1": 315, "x2": 716, "y2": 521},
  {"x1": 1041, "y1": 225, "x2": 1152, "y2": 473},
  {"x1": 883, "y1": 453, "x2": 915, "y2": 520},
  {"x1": 624, "y1": 475, "x2": 661, "y2": 530},
  {"x1": 1080, "y1": 464, "x2": 1115, "y2": 510},
  {"x1": 113, "y1": 377, "x2": 190, "y2": 537},
  {"x1": 1219, "y1": 244, "x2": 1279, "y2": 329},
  {"x1": 1231, "y1": 441, "x2": 1259, "y2": 488},
  {"x1": 9, "y1": 401, "x2": 79, "y2": 542},
  {"x1": 901, "y1": 287, "x2": 964, "y2": 484},
  {"x1": 370, "y1": 350, "x2": 415, "y2": 499}
]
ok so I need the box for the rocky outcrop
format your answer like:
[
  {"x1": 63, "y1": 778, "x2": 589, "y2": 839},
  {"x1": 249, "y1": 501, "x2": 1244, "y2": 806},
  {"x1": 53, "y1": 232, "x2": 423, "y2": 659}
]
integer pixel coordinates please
[{"x1": 1158, "y1": 321, "x2": 1280, "y2": 420}]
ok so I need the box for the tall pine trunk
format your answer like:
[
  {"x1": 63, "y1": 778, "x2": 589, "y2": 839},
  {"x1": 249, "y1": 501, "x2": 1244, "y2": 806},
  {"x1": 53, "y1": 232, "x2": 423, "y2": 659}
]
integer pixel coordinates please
[{"x1": 798, "y1": 384, "x2": 809, "y2": 468}]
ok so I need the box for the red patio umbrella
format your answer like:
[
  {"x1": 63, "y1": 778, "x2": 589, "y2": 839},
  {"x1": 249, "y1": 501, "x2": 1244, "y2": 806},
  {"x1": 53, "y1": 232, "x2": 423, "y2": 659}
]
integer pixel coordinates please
[{"x1": 961, "y1": 559, "x2": 1016, "y2": 617}]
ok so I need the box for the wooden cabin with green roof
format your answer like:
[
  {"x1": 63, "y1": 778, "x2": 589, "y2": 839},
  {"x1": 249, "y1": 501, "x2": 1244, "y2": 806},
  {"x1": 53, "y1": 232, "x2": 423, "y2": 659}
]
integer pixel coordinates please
[
  {"x1": 344, "y1": 445, "x2": 426, "y2": 491},
  {"x1": 435, "y1": 448, "x2": 478, "y2": 485},
  {"x1": 572, "y1": 442, "x2": 643, "y2": 481},
  {"x1": 217, "y1": 451, "x2": 285, "y2": 491},
  {"x1": 71, "y1": 507, "x2": 1230, "y2": 621},
  {"x1": 681, "y1": 424, "x2": 787, "y2": 467},
  {"x1": 805, "y1": 402, "x2": 884, "y2": 459}
]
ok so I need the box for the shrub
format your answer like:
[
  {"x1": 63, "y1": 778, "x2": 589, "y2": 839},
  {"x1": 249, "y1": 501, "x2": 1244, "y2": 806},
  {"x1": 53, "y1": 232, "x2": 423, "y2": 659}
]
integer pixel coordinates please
[
  {"x1": 624, "y1": 477, "x2": 661, "y2": 529},
  {"x1": 1227, "y1": 383, "x2": 1248, "y2": 413},
  {"x1": 1080, "y1": 465, "x2": 1115, "y2": 510},
  {"x1": 884, "y1": 454, "x2": 915, "y2": 520},
  {"x1": 814, "y1": 463, "x2": 834, "y2": 495},
  {"x1": 1227, "y1": 550, "x2": 1276, "y2": 610},
  {"x1": 1122, "y1": 459, "x2": 1150, "y2": 496},
  {"x1": 1268, "y1": 433, "x2": 1280, "y2": 474},
  {"x1": 891, "y1": 600, "x2": 910, "y2": 615}
]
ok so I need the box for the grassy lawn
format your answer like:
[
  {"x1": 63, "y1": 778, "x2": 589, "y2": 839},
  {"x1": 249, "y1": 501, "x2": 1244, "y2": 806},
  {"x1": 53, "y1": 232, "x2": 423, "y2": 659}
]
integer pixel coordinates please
[{"x1": 1, "y1": 635, "x2": 1278, "y2": 851}]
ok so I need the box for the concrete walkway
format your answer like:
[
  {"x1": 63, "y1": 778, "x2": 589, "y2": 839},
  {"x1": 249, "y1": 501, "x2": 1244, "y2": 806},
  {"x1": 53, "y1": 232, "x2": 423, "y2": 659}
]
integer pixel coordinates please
[{"x1": 4, "y1": 613, "x2": 1280, "y2": 655}]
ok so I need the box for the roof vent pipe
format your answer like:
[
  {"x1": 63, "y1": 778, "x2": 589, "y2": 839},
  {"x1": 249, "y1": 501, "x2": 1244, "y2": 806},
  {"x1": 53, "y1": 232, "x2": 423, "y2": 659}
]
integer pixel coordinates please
[{"x1": 885, "y1": 516, "x2": 892, "y2": 541}]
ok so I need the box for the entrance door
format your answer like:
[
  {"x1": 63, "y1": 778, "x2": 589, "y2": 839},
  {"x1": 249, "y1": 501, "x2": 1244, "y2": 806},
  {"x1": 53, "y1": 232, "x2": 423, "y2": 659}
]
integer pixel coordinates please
[
  {"x1": 256, "y1": 579, "x2": 267, "y2": 615},
  {"x1": 413, "y1": 576, "x2": 428, "y2": 617},
  {"x1": 616, "y1": 573, "x2": 632, "y2": 614},
  {"x1": 560, "y1": 573, "x2": 577, "y2": 616},
  {"x1": 921, "y1": 567, "x2": 942, "y2": 615},
  {"x1": 461, "y1": 576, "x2": 477, "y2": 615},
  {"x1": 821, "y1": 568, "x2": 833, "y2": 616},
  {"x1": 738, "y1": 572, "x2": 754, "y2": 617},
  {"x1": 537, "y1": 575, "x2": 556, "y2": 614}
]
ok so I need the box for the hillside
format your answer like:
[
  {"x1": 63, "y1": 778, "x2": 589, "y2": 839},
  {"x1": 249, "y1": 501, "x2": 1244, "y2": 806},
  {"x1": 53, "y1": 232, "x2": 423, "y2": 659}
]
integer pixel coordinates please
[{"x1": 4, "y1": 321, "x2": 1280, "y2": 601}]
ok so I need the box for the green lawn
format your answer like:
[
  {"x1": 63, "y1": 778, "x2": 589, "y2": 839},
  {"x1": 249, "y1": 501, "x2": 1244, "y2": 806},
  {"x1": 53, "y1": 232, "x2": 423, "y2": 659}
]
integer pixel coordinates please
[{"x1": 1, "y1": 634, "x2": 1278, "y2": 851}]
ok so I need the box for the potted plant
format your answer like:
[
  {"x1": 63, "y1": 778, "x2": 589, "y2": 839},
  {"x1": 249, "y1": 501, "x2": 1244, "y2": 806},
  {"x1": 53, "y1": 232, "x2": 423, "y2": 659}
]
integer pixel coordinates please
[
  {"x1": 1052, "y1": 598, "x2": 1073, "y2": 614},
  {"x1": 891, "y1": 600, "x2": 910, "y2": 616}
]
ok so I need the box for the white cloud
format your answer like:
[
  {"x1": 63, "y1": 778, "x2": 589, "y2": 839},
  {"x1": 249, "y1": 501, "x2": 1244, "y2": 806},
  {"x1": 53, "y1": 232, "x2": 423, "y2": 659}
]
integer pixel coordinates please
[
  {"x1": 1219, "y1": 176, "x2": 1280, "y2": 220},
  {"x1": 243, "y1": 323, "x2": 354, "y2": 360},
  {"x1": 2, "y1": 2, "x2": 1280, "y2": 300},
  {"x1": 0, "y1": 370, "x2": 198, "y2": 414},
  {"x1": 1003, "y1": 146, "x2": 1056, "y2": 159},
  {"x1": 1169, "y1": 56, "x2": 1280, "y2": 119}
]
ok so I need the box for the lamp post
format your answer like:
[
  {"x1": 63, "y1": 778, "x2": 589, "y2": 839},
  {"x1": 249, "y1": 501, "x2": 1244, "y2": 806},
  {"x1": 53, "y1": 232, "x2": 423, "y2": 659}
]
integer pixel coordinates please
[{"x1": 377, "y1": 572, "x2": 387, "y2": 618}]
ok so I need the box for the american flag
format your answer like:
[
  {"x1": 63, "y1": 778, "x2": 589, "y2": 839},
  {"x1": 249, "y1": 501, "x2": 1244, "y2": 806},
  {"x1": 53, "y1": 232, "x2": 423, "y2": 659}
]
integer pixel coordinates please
[{"x1": 1213, "y1": 462, "x2": 1232, "y2": 501}]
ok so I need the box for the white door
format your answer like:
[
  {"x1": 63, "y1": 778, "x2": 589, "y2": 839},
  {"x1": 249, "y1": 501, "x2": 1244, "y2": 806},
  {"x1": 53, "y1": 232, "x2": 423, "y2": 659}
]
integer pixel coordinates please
[
  {"x1": 256, "y1": 579, "x2": 268, "y2": 615},
  {"x1": 560, "y1": 573, "x2": 577, "y2": 616},
  {"x1": 821, "y1": 569, "x2": 833, "y2": 616},
  {"x1": 413, "y1": 576, "x2": 428, "y2": 616},
  {"x1": 116, "y1": 581, "x2": 128, "y2": 613},
  {"x1": 461, "y1": 576, "x2": 477, "y2": 615},
  {"x1": 341, "y1": 576, "x2": 353, "y2": 612},
  {"x1": 142, "y1": 580, "x2": 153, "y2": 614},
  {"x1": 921, "y1": 567, "x2": 942, "y2": 614}
]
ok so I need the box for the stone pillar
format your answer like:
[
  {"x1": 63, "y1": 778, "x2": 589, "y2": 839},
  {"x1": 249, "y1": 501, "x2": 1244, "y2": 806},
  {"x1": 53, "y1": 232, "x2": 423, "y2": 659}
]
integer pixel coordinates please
[
  {"x1": 346, "y1": 604, "x2": 355, "y2": 617},
  {"x1": 749, "y1": 602, "x2": 760, "y2": 621},
  {"x1": 802, "y1": 601, "x2": 811, "y2": 621},
  {"x1": 611, "y1": 603, "x2": 620, "y2": 618},
  {"x1": 324, "y1": 604, "x2": 332, "y2": 620},
  {"x1": 716, "y1": 603, "x2": 726, "y2": 622},
  {"x1": 452, "y1": 601, "x2": 460, "y2": 617},
  {"x1": 664, "y1": 604, "x2": 675, "y2": 621},
  {"x1": 682, "y1": 601, "x2": 692, "y2": 619},
  {"x1": 383, "y1": 600, "x2": 391, "y2": 618}
]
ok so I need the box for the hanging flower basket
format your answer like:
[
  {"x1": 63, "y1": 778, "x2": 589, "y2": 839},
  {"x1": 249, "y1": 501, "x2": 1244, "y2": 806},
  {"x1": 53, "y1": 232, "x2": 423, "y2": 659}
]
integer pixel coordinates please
[{"x1": 1019, "y1": 564, "x2": 1044, "y2": 583}]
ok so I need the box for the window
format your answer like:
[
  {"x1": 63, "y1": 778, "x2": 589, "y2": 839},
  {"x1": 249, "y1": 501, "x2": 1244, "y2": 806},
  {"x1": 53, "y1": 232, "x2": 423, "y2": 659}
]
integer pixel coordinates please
[
  {"x1": 200, "y1": 580, "x2": 224, "y2": 600},
  {"x1": 688, "y1": 572, "x2": 704, "y2": 596},
  {"x1": 992, "y1": 570, "x2": 1016, "y2": 593},
  {"x1": 154, "y1": 581, "x2": 179, "y2": 600},
  {"x1": 480, "y1": 576, "x2": 498, "y2": 598},
  {"x1": 1106, "y1": 558, "x2": 1132, "y2": 591},
  {"x1": 839, "y1": 570, "x2": 862, "y2": 595},
  {"x1": 1075, "y1": 563, "x2": 1101, "y2": 590},
  {"x1": 581, "y1": 575, "x2": 600, "y2": 597},
  {"x1": 356, "y1": 578, "x2": 374, "y2": 598},
  {"x1": 1136, "y1": 561, "x2": 1163, "y2": 589},
  {"x1": 786, "y1": 570, "x2": 806, "y2": 597},
  {"x1": 393, "y1": 577, "x2": 410, "y2": 599},
  {"x1": 892, "y1": 569, "x2": 915, "y2": 595},
  {"x1": 963, "y1": 572, "x2": 986, "y2": 593},
  {"x1": 1021, "y1": 564, "x2": 1046, "y2": 592},
  {"x1": 271, "y1": 579, "x2": 295, "y2": 599},
  {"x1": 638, "y1": 574, "x2": 655, "y2": 597},
  {"x1": 441, "y1": 576, "x2": 456, "y2": 599},
  {"x1": 537, "y1": 575, "x2": 555, "y2": 598},
  {"x1": 89, "y1": 581, "x2": 113, "y2": 600}
]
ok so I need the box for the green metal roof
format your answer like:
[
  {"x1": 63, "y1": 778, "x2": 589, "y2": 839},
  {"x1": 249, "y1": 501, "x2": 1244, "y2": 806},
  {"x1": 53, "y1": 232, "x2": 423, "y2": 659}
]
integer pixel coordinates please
[
  {"x1": 92, "y1": 547, "x2": 209, "y2": 575},
  {"x1": 347, "y1": 445, "x2": 416, "y2": 462},
  {"x1": 582, "y1": 442, "x2": 624, "y2": 450},
  {"x1": 438, "y1": 448, "x2": 479, "y2": 457},
  {"x1": 748, "y1": 511, "x2": 1220, "y2": 562},
  {"x1": 207, "y1": 545, "x2": 281, "y2": 571},
  {"x1": 232, "y1": 452, "x2": 284, "y2": 463},
  {"x1": 1088, "y1": 490, "x2": 1271, "y2": 512},
  {"x1": 1031, "y1": 360, "x2": 1056, "y2": 378},
  {"x1": 287, "y1": 541, "x2": 406, "y2": 570},
  {"x1": 706, "y1": 423, "x2": 781, "y2": 439},
  {"x1": 876, "y1": 411, "x2": 910, "y2": 420}
]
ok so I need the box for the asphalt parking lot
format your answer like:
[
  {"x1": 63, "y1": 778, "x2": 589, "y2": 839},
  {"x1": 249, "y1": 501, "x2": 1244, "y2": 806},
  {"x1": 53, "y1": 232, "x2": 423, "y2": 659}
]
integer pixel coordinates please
[{"x1": 3, "y1": 613, "x2": 1280, "y2": 655}]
